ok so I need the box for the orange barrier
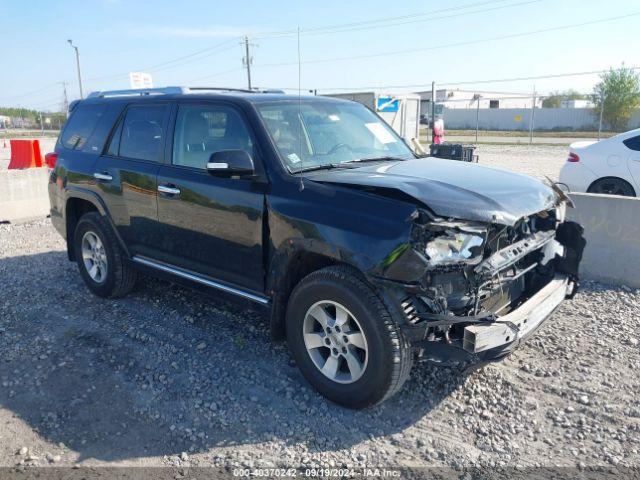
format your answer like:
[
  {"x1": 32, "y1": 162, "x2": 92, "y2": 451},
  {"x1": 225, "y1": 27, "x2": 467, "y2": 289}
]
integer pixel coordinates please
[{"x1": 8, "y1": 139, "x2": 43, "y2": 169}]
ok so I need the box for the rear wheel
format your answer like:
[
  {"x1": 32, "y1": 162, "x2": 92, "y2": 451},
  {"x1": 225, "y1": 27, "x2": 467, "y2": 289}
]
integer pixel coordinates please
[
  {"x1": 587, "y1": 177, "x2": 636, "y2": 197},
  {"x1": 73, "y1": 212, "x2": 137, "y2": 298},
  {"x1": 286, "y1": 266, "x2": 413, "y2": 409}
]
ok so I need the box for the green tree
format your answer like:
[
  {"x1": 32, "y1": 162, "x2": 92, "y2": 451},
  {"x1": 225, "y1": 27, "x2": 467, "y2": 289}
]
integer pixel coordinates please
[
  {"x1": 542, "y1": 89, "x2": 587, "y2": 108},
  {"x1": 593, "y1": 65, "x2": 640, "y2": 131}
]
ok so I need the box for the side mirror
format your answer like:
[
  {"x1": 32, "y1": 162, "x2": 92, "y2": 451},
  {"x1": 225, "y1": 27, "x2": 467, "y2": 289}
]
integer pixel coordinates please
[{"x1": 206, "y1": 150, "x2": 255, "y2": 177}]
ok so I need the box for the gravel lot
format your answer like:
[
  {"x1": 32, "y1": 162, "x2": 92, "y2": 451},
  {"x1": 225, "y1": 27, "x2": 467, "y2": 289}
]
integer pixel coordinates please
[
  {"x1": 1, "y1": 219, "x2": 639, "y2": 471},
  {"x1": 476, "y1": 144, "x2": 567, "y2": 181}
]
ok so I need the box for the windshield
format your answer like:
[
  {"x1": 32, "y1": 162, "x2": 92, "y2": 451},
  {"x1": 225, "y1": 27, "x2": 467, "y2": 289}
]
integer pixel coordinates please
[{"x1": 257, "y1": 100, "x2": 415, "y2": 171}]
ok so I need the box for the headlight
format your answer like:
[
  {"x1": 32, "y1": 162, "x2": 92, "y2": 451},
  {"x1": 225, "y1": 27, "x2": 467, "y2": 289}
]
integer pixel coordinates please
[{"x1": 425, "y1": 231, "x2": 485, "y2": 266}]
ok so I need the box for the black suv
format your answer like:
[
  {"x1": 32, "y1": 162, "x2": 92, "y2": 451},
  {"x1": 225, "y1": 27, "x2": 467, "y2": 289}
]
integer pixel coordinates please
[{"x1": 48, "y1": 87, "x2": 585, "y2": 408}]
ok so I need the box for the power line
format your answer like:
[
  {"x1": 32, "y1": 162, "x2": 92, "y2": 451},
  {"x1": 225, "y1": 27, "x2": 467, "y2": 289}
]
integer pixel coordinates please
[
  {"x1": 85, "y1": 38, "x2": 241, "y2": 82},
  {"x1": 146, "y1": 43, "x2": 240, "y2": 74},
  {"x1": 0, "y1": 82, "x2": 63, "y2": 103},
  {"x1": 188, "y1": 67, "x2": 245, "y2": 84},
  {"x1": 310, "y1": 66, "x2": 640, "y2": 92},
  {"x1": 85, "y1": 1, "x2": 531, "y2": 86},
  {"x1": 255, "y1": 11, "x2": 640, "y2": 68},
  {"x1": 253, "y1": 0, "x2": 528, "y2": 39},
  {"x1": 440, "y1": 67, "x2": 640, "y2": 87},
  {"x1": 307, "y1": 0, "x2": 540, "y2": 36},
  {"x1": 145, "y1": 38, "x2": 239, "y2": 71}
]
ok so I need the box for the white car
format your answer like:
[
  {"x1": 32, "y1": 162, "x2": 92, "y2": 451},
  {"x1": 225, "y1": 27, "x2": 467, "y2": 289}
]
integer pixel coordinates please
[{"x1": 559, "y1": 128, "x2": 640, "y2": 197}]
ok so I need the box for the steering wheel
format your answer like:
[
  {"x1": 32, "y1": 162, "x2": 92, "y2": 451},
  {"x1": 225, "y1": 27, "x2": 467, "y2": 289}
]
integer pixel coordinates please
[{"x1": 327, "y1": 143, "x2": 353, "y2": 155}]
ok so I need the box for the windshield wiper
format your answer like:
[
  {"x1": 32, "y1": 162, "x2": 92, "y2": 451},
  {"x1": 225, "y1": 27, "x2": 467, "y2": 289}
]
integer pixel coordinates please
[
  {"x1": 292, "y1": 163, "x2": 342, "y2": 173},
  {"x1": 292, "y1": 156, "x2": 408, "y2": 174},
  {"x1": 342, "y1": 156, "x2": 408, "y2": 164}
]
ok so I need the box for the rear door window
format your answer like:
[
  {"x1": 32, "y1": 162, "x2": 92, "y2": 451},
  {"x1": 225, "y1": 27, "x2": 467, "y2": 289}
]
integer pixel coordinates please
[
  {"x1": 116, "y1": 104, "x2": 170, "y2": 162},
  {"x1": 60, "y1": 104, "x2": 107, "y2": 150}
]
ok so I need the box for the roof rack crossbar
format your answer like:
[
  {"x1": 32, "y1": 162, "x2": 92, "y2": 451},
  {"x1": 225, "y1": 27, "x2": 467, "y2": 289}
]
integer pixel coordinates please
[
  {"x1": 86, "y1": 86, "x2": 285, "y2": 99},
  {"x1": 87, "y1": 86, "x2": 187, "y2": 98},
  {"x1": 187, "y1": 86, "x2": 254, "y2": 93}
]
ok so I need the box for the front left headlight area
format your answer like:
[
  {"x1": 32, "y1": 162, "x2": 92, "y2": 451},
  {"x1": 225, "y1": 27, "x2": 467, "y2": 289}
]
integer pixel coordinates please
[
  {"x1": 420, "y1": 220, "x2": 488, "y2": 269},
  {"x1": 425, "y1": 230, "x2": 485, "y2": 266},
  {"x1": 376, "y1": 214, "x2": 489, "y2": 284}
]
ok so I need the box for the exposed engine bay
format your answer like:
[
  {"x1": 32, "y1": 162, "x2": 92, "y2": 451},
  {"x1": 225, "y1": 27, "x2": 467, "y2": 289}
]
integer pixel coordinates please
[{"x1": 377, "y1": 200, "x2": 586, "y2": 365}]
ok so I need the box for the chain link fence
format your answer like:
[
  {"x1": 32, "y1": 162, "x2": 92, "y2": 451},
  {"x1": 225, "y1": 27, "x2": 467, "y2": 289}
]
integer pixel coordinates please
[{"x1": 422, "y1": 90, "x2": 639, "y2": 145}]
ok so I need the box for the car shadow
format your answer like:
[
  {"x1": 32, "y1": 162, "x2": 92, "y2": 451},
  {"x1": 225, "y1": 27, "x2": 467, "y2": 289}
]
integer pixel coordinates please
[{"x1": 0, "y1": 251, "x2": 468, "y2": 463}]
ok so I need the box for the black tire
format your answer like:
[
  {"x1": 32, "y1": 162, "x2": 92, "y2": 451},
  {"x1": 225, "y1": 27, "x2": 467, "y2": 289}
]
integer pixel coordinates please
[
  {"x1": 587, "y1": 177, "x2": 636, "y2": 197},
  {"x1": 73, "y1": 212, "x2": 137, "y2": 298},
  {"x1": 286, "y1": 266, "x2": 413, "y2": 409}
]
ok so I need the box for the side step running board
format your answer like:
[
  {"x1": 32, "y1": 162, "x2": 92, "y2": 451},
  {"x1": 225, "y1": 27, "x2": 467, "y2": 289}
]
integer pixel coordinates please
[{"x1": 132, "y1": 255, "x2": 270, "y2": 305}]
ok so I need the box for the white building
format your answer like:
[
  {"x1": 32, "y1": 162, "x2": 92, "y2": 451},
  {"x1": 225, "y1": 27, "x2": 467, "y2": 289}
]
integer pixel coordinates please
[
  {"x1": 0, "y1": 115, "x2": 10, "y2": 128},
  {"x1": 417, "y1": 89, "x2": 542, "y2": 114},
  {"x1": 560, "y1": 99, "x2": 594, "y2": 109}
]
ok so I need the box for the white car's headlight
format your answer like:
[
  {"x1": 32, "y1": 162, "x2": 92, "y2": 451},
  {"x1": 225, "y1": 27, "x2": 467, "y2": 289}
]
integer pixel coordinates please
[{"x1": 425, "y1": 231, "x2": 485, "y2": 266}]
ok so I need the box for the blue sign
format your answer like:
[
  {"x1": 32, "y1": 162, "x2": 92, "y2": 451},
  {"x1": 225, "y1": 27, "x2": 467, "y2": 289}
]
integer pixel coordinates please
[{"x1": 376, "y1": 96, "x2": 399, "y2": 112}]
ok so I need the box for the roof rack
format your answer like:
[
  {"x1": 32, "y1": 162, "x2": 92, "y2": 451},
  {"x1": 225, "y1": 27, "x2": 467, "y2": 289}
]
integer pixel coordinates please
[
  {"x1": 87, "y1": 86, "x2": 187, "y2": 98},
  {"x1": 87, "y1": 86, "x2": 292, "y2": 99},
  {"x1": 187, "y1": 87, "x2": 254, "y2": 93},
  {"x1": 86, "y1": 86, "x2": 263, "y2": 99}
]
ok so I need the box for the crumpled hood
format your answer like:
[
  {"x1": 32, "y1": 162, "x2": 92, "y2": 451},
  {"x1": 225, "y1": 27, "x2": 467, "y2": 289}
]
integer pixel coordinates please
[{"x1": 307, "y1": 157, "x2": 558, "y2": 226}]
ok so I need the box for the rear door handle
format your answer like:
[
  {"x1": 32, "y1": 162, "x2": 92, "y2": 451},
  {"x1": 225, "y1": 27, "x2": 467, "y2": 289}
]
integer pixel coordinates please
[
  {"x1": 93, "y1": 172, "x2": 113, "y2": 181},
  {"x1": 158, "y1": 185, "x2": 181, "y2": 195}
]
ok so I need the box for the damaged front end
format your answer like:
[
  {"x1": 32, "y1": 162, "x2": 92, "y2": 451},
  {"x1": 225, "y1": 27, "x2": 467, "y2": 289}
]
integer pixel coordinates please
[{"x1": 375, "y1": 201, "x2": 586, "y2": 366}]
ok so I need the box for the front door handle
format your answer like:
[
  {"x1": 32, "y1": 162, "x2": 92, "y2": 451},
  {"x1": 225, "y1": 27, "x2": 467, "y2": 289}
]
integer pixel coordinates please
[
  {"x1": 158, "y1": 185, "x2": 181, "y2": 195},
  {"x1": 93, "y1": 172, "x2": 113, "y2": 181}
]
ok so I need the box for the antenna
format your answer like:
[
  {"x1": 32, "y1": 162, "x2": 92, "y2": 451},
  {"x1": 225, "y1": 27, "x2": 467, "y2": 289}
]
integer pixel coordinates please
[{"x1": 297, "y1": 26, "x2": 304, "y2": 191}]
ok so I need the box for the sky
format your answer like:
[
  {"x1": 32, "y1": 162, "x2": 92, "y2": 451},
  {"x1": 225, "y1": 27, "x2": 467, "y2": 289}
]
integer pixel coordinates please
[{"x1": 0, "y1": 0, "x2": 637, "y2": 111}]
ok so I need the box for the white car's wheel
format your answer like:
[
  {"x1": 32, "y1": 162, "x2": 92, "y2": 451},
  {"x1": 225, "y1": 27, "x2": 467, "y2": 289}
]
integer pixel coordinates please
[{"x1": 587, "y1": 177, "x2": 636, "y2": 197}]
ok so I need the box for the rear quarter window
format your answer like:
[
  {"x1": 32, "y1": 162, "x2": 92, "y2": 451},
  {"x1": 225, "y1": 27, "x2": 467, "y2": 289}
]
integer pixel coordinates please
[
  {"x1": 60, "y1": 104, "x2": 107, "y2": 151},
  {"x1": 623, "y1": 135, "x2": 640, "y2": 151}
]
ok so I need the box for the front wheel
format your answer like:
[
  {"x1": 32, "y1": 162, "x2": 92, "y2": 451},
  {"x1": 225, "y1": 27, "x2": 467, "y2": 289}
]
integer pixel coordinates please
[{"x1": 286, "y1": 266, "x2": 413, "y2": 409}]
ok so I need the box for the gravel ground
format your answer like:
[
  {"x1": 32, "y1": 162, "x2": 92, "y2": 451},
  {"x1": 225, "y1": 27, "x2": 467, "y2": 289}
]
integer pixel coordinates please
[
  {"x1": 476, "y1": 144, "x2": 567, "y2": 181},
  {"x1": 0, "y1": 219, "x2": 639, "y2": 471}
]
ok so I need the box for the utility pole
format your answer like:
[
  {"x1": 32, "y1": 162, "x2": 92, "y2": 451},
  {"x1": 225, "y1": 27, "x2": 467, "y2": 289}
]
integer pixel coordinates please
[
  {"x1": 61, "y1": 82, "x2": 69, "y2": 118},
  {"x1": 39, "y1": 111, "x2": 44, "y2": 136},
  {"x1": 473, "y1": 94, "x2": 482, "y2": 143},
  {"x1": 598, "y1": 92, "x2": 605, "y2": 140},
  {"x1": 67, "y1": 39, "x2": 84, "y2": 99},
  {"x1": 431, "y1": 81, "x2": 436, "y2": 144},
  {"x1": 529, "y1": 85, "x2": 536, "y2": 145},
  {"x1": 242, "y1": 35, "x2": 254, "y2": 91}
]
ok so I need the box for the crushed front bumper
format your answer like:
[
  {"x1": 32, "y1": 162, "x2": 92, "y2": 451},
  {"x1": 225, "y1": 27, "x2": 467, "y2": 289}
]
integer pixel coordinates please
[
  {"x1": 402, "y1": 274, "x2": 575, "y2": 365},
  {"x1": 462, "y1": 274, "x2": 570, "y2": 354}
]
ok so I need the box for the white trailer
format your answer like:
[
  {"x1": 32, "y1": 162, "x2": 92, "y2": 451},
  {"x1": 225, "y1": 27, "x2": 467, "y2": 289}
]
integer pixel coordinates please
[{"x1": 324, "y1": 91, "x2": 421, "y2": 144}]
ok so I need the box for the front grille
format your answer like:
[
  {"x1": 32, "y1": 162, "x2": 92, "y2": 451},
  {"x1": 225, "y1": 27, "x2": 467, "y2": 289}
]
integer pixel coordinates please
[{"x1": 476, "y1": 210, "x2": 558, "y2": 314}]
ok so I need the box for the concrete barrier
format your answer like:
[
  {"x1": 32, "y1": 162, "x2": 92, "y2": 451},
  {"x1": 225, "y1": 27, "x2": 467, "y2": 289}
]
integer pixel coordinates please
[
  {"x1": 0, "y1": 169, "x2": 50, "y2": 223},
  {"x1": 568, "y1": 192, "x2": 640, "y2": 288}
]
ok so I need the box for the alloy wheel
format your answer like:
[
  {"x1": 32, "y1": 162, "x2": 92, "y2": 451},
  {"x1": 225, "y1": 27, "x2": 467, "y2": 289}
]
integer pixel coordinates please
[
  {"x1": 81, "y1": 231, "x2": 108, "y2": 283},
  {"x1": 302, "y1": 300, "x2": 368, "y2": 384}
]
